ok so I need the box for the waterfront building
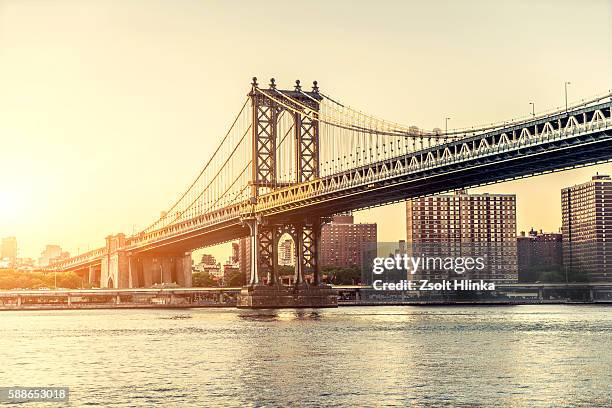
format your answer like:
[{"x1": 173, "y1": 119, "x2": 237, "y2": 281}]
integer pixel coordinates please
[
  {"x1": 320, "y1": 214, "x2": 377, "y2": 270},
  {"x1": 223, "y1": 263, "x2": 240, "y2": 283},
  {"x1": 517, "y1": 228, "x2": 563, "y2": 282},
  {"x1": 194, "y1": 254, "x2": 223, "y2": 278},
  {"x1": 406, "y1": 189, "x2": 517, "y2": 283},
  {"x1": 562, "y1": 174, "x2": 612, "y2": 281}
]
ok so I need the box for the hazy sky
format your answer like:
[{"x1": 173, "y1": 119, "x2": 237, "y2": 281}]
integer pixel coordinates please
[{"x1": 0, "y1": 0, "x2": 610, "y2": 261}]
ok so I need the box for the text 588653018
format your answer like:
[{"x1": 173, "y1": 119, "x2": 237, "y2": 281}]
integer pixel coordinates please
[{"x1": 0, "y1": 387, "x2": 69, "y2": 402}]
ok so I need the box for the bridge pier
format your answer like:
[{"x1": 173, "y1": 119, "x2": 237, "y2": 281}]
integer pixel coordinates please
[
  {"x1": 88, "y1": 265, "x2": 100, "y2": 287},
  {"x1": 128, "y1": 256, "x2": 140, "y2": 288},
  {"x1": 99, "y1": 234, "x2": 192, "y2": 289},
  {"x1": 100, "y1": 234, "x2": 128, "y2": 289},
  {"x1": 237, "y1": 216, "x2": 336, "y2": 309},
  {"x1": 142, "y1": 257, "x2": 154, "y2": 287},
  {"x1": 131, "y1": 252, "x2": 192, "y2": 288}
]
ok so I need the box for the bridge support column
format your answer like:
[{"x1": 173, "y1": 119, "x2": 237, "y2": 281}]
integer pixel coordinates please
[
  {"x1": 295, "y1": 218, "x2": 323, "y2": 286},
  {"x1": 151, "y1": 258, "x2": 162, "y2": 285},
  {"x1": 174, "y1": 253, "x2": 192, "y2": 287},
  {"x1": 142, "y1": 257, "x2": 154, "y2": 287},
  {"x1": 128, "y1": 256, "x2": 139, "y2": 288},
  {"x1": 237, "y1": 215, "x2": 336, "y2": 308},
  {"x1": 88, "y1": 266, "x2": 95, "y2": 286},
  {"x1": 161, "y1": 257, "x2": 173, "y2": 284},
  {"x1": 244, "y1": 218, "x2": 261, "y2": 285},
  {"x1": 88, "y1": 265, "x2": 100, "y2": 287}
]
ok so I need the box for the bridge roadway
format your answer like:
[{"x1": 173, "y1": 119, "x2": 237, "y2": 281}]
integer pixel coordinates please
[
  {"x1": 1, "y1": 283, "x2": 611, "y2": 310},
  {"x1": 49, "y1": 96, "x2": 612, "y2": 286}
]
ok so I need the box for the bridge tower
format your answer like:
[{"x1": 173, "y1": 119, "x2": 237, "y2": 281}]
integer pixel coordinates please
[{"x1": 239, "y1": 78, "x2": 336, "y2": 307}]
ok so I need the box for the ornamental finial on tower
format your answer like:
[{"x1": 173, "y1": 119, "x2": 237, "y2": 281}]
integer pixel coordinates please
[
  {"x1": 269, "y1": 78, "x2": 276, "y2": 89},
  {"x1": 251, "y1": 76, "x2": 258, "y2": 87},
  {"x1": 295, "y1": 79, "x2": 302, "y2": 91},
  {"x1": 312, "y1": 80, "x2": 319, "y2": 93}
]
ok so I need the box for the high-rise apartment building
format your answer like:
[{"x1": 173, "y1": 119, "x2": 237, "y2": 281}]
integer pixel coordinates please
[
  {"x1": 1, "y1": 237, "x2": 17, "y2": 265},
  {"x1": 231, "y1": 242, "x2": 240, "y2": 264},
  {"x1": 278, "y1": 238, "x2": 295, "y2": 266},
  {"x1": 517, "y1": 228, "x2": 563, "y2": 282},
  {"x1": 320, "y1": 214, "x2": 377, "y2": 270},
  {"x1": 562, "y1": 174, "x2": 611, "y2": 281},
  {"x1": 38, "y1": 244, "x2": 65, "y2": 267},
  {"x1": 238, "y1": 236, "x2": 251, "y2": 281},
  {"x1": 406, "y1": 190, "x2": 517, "y2": 283}
]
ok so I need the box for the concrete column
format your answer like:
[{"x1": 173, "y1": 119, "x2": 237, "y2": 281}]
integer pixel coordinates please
[
  {"x1": 117, "y1": 252, "x2": 130, "y2": 288},
  {"x1": 162, "y1": 257, "x2": 173, "y2": 283},
  {"x1": 17, "y1": 295, "x2": 21, "y2": 307},
  {"x1": 142, "y1": 257, "x2": 154, "y2": 287},
  {"x1": 80, "y1": 268, "x2": 90, "y2": 285},
  {"x1": 100, "y1": 256, "x2": 110, "y2": 288},
  {"x1": 182, "y1": 253, "x2": 192, "y2": 287},
  {"x1": 152, "y1": 258, "x2": 162, "y2": 285},
  {"x1": 88, "y1": 266, "x2": 97, "y2": 286},
  {"x1": 128, "y1": 257, "x2": 139, "y2": 288},
  {"x1": 175, "y1": 256, "x2": 185, "y2": 287}
]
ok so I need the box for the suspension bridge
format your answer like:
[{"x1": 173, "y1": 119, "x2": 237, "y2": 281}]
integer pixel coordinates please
[{"x1": 48, "y1": 78, "x2": 612, "y2": 305}]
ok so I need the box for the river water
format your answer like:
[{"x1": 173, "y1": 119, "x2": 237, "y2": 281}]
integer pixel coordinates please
[{"x1": 1, "y1": 305, "x2": 610, "y2": 407}]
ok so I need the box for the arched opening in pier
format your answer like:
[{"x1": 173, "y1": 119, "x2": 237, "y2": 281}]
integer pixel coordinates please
[{"x1": 276, "y1": 232, "x2": 297, "y2": 285}]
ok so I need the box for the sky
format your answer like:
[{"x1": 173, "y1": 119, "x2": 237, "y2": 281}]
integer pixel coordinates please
[{"x1": 0, "y1": 0, "x2": 610, "y2": 262}]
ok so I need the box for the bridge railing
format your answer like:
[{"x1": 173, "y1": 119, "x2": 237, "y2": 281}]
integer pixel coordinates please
[
  {"x1": 124, "y1": 200, "x2": 252, "y2": 250},
  {"x1": 46, "y1": 247, "x2": 107, "y2": 271}
]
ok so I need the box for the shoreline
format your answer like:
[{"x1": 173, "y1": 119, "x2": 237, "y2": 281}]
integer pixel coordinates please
[{"x1": 1, "y1": 299, "x2": 610, "y2": 312}]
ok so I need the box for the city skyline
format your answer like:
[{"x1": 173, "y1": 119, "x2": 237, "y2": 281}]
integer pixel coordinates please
[{"x1": 0, "y1": 0, "x2": 611, "y2": 261}]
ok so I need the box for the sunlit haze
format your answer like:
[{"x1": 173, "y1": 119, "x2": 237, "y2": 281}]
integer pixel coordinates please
[{"x1": 0, "y1": 0, "x2": 610, "y2": 261}]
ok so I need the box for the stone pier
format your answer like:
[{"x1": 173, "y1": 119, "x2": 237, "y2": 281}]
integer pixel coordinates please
[
  {"x1": 237, "y1": 283, "x2": 337, "y2": 309},
  {"x1": 100, "y1": 234, "x2": 192, "y2": 288}
]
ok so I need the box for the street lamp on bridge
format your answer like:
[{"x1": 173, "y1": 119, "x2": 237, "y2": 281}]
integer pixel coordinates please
[
  {"x1": 445, "y1": 117, "x2": 451, "y2": 143},
  {"x1": 565, "y1": 81, "x2": 571, "y2": 112},
  {"x1": 529, "y1": 102, "x2": 535, "y2": 118}
]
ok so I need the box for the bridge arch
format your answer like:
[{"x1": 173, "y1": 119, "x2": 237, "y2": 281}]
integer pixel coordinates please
[{"x1": 276, "y1": 231, "x2": 298, "y2": 285}]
